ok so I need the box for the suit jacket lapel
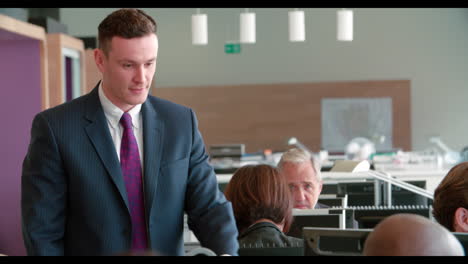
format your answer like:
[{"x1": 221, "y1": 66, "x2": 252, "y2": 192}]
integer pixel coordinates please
[
  {"x1": 83, "y1": 86, "x2": 130, "y2": 212},
  {"x1": 141, "y1": 100, "x2": 163, "y2": 220}
]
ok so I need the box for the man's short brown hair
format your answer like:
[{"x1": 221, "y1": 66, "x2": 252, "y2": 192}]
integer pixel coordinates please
[{"x1": 98, "y1": 8, "x2": 157, "y2": 55}]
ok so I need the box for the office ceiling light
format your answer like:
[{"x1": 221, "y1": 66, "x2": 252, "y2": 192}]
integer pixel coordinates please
[
  {"x1": 240, "y1": 8, "x2": 256, "y2": 44},
  {"x1": 337, "y1": 8, "x2": 353, "y2": 41},
  {"x1": 192, "y1": 8, "x2": 208, "y2": 45},
  {"x1": 288, "y1": 9, "x2": 305, "y2": 42}
]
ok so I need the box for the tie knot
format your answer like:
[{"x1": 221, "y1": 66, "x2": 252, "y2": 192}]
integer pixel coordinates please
[{"x1": 120, "y1": 112, "x2": 133, "y2": 130}]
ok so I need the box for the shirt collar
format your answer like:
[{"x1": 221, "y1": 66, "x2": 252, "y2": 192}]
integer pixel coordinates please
[
  {"x1": 238, "y1": 221, "x2": 282, "y2": 239},
  {"x1": 98, "y1": 82, "x2": 142, "y2": 129}
]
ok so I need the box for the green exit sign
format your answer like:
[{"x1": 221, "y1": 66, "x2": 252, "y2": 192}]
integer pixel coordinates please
[{"x1": 225, "y1": 43, "x2": 241, "y2": 54}]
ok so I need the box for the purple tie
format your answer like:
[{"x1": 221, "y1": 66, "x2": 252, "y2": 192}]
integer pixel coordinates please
[{"x1": 120, "y1": 112, "x2": 148, "y2": 250}]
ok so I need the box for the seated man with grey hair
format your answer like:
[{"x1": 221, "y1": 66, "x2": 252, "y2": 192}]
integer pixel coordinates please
[
  {"x1": 363, "y1": 213, "x2": 465, "y2": 256},
  {"x1": 278, "y1": 148, "x2": 327, "y2": 209}
]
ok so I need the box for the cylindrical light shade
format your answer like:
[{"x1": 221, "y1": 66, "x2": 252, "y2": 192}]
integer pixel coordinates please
[
  {"x1": 288, "y1": 10, "x2": 305, "y2": 42},
  {"x1": 240, "y1": 12, "x2": 256, "y2": 44},
  {"x1": 192, "y1": 13, "x2": 208, "y2": 45},
  {"x1": 337, "y1": 9, "x2": 353, "y2": 41}
]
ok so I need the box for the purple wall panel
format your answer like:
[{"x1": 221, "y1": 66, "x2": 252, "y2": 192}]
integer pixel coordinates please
[
  {"x1": 0, "y1": 39, "x2": 42, "y2": 256},
  {"x1": 65, "y1": 56, "x2": 73, "y2": 102}
]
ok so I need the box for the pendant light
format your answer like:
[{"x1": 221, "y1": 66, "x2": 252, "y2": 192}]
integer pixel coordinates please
[
  {"x1": 192, "y1": 8, "x2": 208, "y2": 45},
  {"x1": 288, "y1": 8, "x2": 305, "y2": 42},
  {"x1": 337, "y1": 8, "x2": 353, "y2": 41},
  {"x1": 240, "y1": 8, "x2": 256, "y2": 44}
]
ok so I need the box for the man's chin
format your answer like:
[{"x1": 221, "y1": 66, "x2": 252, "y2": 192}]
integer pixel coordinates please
[{"x1": 129, "y1": 94, "x2": 148, "y2": 104}]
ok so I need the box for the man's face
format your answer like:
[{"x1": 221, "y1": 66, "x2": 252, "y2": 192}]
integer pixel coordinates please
[
  {"x1": 280, "y1": 161, "x2": 322, "y2": 209},
  {"x1": 95, "y1": 33, "x2": 158, "y2": 112}
]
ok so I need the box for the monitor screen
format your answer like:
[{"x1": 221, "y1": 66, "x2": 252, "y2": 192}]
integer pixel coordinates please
[
  {"x1": 318, "y1": 196, "x2": 347, "y2": 207},
  {"x1": 353, "y1": 206, "x2": 432, "y2": 229},
  {"x1": 333, "y1": 180, "x2": 430, "y2": 207},
  {"x1": 391, "y1": 180, "x2": 429, "y2": 206},
  {"x1": 302, "y1": 227, "x2": 371, "y2": 256},
  {"x1": 288, "y1": 209, "x2": 345, "y2": 239}
]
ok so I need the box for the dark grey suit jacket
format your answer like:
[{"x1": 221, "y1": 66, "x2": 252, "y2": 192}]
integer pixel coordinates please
[{"x1": 21, "y1": 85, "x2": 239, "y2": 256}]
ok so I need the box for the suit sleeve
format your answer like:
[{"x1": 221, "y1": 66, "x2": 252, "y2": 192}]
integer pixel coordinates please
[
  {"x1": 184, "y1": 109, "x2": 239, "y2": 256},
  {"x1": 21, "y1": 113, "x2": 66, "y2": 256}
]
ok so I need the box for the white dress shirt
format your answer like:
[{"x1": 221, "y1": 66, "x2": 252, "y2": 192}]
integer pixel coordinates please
[{"x1": 98, "y1": 82, "x2": 144, "y2": 169}]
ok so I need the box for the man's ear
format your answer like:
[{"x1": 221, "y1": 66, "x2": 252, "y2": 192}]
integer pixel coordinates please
[
  {"x1": 94, "y1": 48, "x2": 105, "y2": 73},
  {"x1": 453, "y1": 207, "x2": 468, "y2": 232}
]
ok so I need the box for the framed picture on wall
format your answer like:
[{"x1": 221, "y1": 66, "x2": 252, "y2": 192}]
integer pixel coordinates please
[{"x1": 321, "y1": 97, "x2": 393, "y2": 152}]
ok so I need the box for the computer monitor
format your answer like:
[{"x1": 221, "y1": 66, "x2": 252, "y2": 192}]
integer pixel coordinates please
[
  {"x1": 209, "y1": 144, "x2": 245, "y2": 159},
  {"x1": 336, "y1": 182, "x2": 376, "y2": 206},
  {"x1": 321, "y1": 183, "x2": 339, "y2": 194},
  {"x1": 210, "y1": 144, "x2": 244, "y2": 174},
  {"x1": 391, "y1": 180, "x2": 429, "y2": 206},
  {"x1": 352, "y1": 205, "x2": 432, "y2": 229},
  {"x1": 333, "y1": 180, "x2": 429, "y2": 207},
  {"x1": 302, "y1": 227, "x2": 372, "y2": 256},
  {"x1": 318, "y1": 194, "x2": 348, "y2": 208},
  {"x1": 287, "y1": 208, "x2": 354, "y2": 239}
]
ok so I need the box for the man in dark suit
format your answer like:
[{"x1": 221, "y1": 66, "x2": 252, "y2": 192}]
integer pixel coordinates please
[
  {"x1": 278, "y1": 148, "x2": 328, "y2": 209},
  {"x1": 21, "y1": 8, "x2": 238, "y2": 256}
]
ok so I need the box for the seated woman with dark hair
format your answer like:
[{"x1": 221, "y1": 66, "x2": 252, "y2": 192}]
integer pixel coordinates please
[{"x1": 224, "y1": 164, "x2": 303, "y2": 248}]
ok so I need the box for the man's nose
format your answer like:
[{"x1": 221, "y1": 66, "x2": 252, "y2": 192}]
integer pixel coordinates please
[
  {"x1": 294, "y1": 188, "x2": 306, "y2": 201},
  {"x1": 133, "y1": 66, "x2": 145, "y2": 83}
]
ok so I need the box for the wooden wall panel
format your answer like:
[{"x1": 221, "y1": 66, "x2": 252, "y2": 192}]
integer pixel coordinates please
[
  {"x1": 85, "y1": 48, "x2": 101, "y2": 93},
  {"x1": 154, "y1": 80, "x2": 411, "y2": 153},
  {"x1": 46, "y1": 33, "x2": 85, "y2": 108}
]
